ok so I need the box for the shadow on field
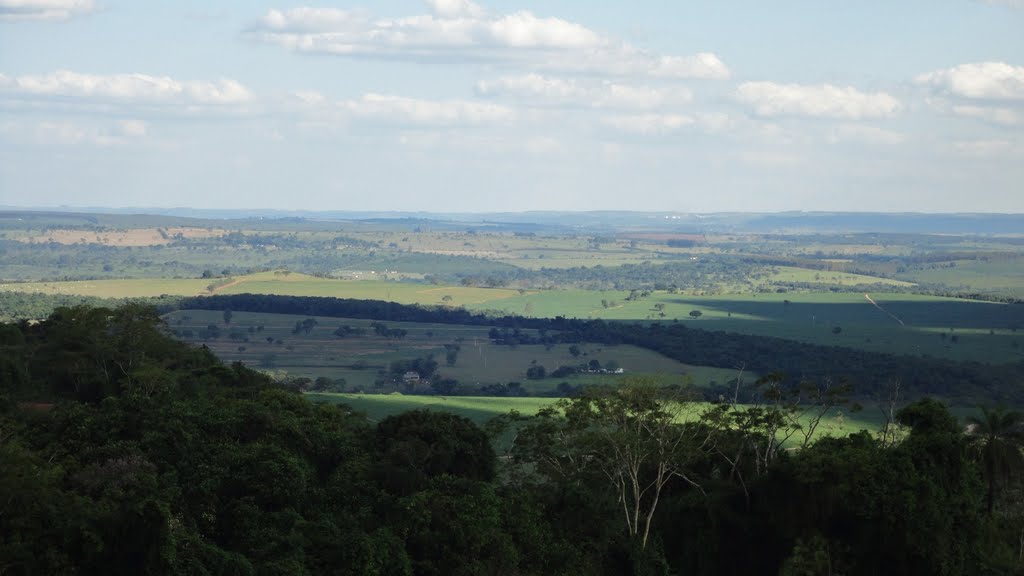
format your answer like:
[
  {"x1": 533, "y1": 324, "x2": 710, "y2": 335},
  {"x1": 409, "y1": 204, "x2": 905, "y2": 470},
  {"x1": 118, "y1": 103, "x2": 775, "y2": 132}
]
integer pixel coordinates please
[{"x1": 664, "y1": 298, "x2": 1024, "y2": 330}]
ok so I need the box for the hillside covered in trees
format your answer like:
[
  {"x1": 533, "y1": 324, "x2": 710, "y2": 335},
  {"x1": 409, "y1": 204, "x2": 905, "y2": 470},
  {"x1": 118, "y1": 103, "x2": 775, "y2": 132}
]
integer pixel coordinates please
[{"x1": 2, "y1": 304, "x2": 1023, "y2": 574}]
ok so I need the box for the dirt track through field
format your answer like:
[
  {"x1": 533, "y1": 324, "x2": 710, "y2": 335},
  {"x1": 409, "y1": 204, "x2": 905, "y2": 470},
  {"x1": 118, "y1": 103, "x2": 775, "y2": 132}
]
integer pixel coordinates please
[
  {"x1": 864, "y1": 294, "x2": 905, "y2": 326},
  {"x1": 208, "y1": 278, "x2": 244, "y2": 294}
]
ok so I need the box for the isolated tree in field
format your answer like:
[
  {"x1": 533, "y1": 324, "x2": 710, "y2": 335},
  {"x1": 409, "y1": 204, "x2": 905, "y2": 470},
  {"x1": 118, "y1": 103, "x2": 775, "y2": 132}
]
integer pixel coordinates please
[
  {"x1": 444, "y1": 343, "x2": 460, "y2": 367},
  {"x1": 513, "y1": 380, "x2": 713, "y2": 550},
  {"x1": 688, "y1": 310, "x2": 702, "y2": 319},
  {"x1": 222, "y1": 309, "x2": 233, "y2": 325},
  {"x1": 292, "y1": 318, "x2": 317, "y2": 335},
  {"x1": 966, "y1": 406, "x2": 1024, "y2": 515}
]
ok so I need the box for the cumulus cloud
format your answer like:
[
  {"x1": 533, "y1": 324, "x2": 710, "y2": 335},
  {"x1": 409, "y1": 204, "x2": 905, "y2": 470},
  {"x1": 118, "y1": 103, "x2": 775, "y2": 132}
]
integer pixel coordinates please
[
  {"x1": 425, "y1": 0, "x2": 484, "y2": 19},
  {"x1": 338, "y1": 93, "x2": 515, "y2": 126},
  {"x1": 735, "y1": 82, "x2": 901, "y2": 119},
  {"x1": 950, "y1": 104, "x2": 1023, "y2": 126},
  {"x1": 602, "y1": 113, "x2": 693, "y2": 135},
  {"x1": 24, "y1": 119, "x2": 147, "y2": 146},
  {"x1": 829, "y1": 124, "x2": 906, "y2": 145},
  {"x1": 0, "y1": 0, "x2": 94, "y2": 21},
  {"x1": 915, "y1": 61, "x2": 1024, "y2": 101},
  {"x1": 118, "y1": 119, "x2": 147, "y2": 137},
  {"x1": 952, "y1": 139, "x2": 1015, "y2": 157},
  {"x1": 476, "y1": 73, "x2": 692, "y2": 110},
  {"x1": 0, "y1": 70, "x2": 252, "y2": 105},
  {"x1": 252, "y1": 4, "x2": 730, "y2": 80}
]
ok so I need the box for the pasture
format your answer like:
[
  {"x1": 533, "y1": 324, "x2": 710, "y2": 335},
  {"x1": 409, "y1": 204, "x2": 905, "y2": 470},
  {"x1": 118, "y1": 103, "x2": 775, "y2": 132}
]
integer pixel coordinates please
[
  {"x1": 0, "y1": 271, "x2": 529, "y2": 307},
  {"x1": 476, "y1": 291, "x2": 1024, "y2": 364},
  {"x1": 165, "y1": 309, "x2": 734, "y2": 391},
  {"x1": 12, "y1": 227, "x2": 226, "y2": 246},
  {"x1": 0, "y1": 278, "x2": 213, "y2": 298},
  {"x1": 764, "y1": 266, "x2": 915, "y2": 287}
]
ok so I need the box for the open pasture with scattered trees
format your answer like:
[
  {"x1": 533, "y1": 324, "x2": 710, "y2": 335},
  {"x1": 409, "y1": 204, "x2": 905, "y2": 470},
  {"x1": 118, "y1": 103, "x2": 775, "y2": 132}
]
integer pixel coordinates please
[{"x1": 164, "y1": 309, "x2": 742, "y2": 394}]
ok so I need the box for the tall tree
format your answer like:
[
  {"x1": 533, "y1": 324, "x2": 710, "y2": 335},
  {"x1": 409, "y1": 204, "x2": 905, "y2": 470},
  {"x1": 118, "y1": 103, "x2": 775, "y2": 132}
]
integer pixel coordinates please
[
  {"x1": 514, "y1": 379, "x2": 712, "y2": 550},
  {"x1": 966, "y1": 406, "x2": 1024, "y2": 515}
]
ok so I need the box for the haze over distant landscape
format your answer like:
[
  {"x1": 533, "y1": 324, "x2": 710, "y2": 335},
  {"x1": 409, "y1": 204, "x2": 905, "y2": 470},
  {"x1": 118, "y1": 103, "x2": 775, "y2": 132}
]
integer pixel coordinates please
[{"x1": 1, "y1": 0, "x2": 1023, "y2": 213}]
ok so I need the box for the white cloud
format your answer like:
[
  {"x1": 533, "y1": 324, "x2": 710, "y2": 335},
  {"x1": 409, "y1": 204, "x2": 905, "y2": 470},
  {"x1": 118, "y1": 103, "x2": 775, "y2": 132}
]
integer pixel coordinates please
[
  {"x1": 23, "y1": 119, "x2": 146, "y2": 146},
  {"x1": 118, "y1": 119, "x2": 147, "y2": 137},
  {"x1": 253, "y1": 4, "x2": 730, "y2": 80},
  {"x1": 951, "y1": 104, "x2": 1023, "y2": 126},
  {"x1": 339, "y1": 93, "x2": 514, "y2": 126},
  {"x1": 0, "y1": 0, "x2": 94, "y2": 21},
  {"x1": 829, "y1": 124, "x2": 906, "y2": 145},
  {"x1": 602, "y1": 113, "x2": 693, "y2": 135},
  {"x1": 523, "y1": 135, "x2": 561, "y2": 155},
  {"x1": 0, "y1": 70, "x2": 252, "y2": 105},
  {"x1": 952, "y1": 139, "x2": 1015, "y2": 157},
  {"x1": 916, "y1": 62, "x2": 1024, "y2": 101},
  {"x1": 696, "y1": 112, "x2": 733, "y2": 133},
  {"x1": 476, "y1": 73, "x2": 691, "y2": 110},
  {"x1": 735, "y1": 82, "x2": 901, "y2": 119},
  {"x1": 425, "y1": 0, "x2": 484, "y2": 18},
  {"x1": 292, "y1": 90, "x2": 328, "y2": 106}
]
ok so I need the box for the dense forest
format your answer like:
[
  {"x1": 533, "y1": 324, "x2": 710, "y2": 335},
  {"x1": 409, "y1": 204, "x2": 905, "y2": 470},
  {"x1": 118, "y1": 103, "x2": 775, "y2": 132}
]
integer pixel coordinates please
[{"x1": 2, "y1": 304, "x2": 1023, "y2": 574}]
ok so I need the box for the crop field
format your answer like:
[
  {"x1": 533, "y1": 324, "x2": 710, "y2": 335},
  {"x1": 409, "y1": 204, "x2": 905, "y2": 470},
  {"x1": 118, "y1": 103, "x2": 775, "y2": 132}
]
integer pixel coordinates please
[{"x1": 165, "y1": 309, "x2": 736, "y2": 391}]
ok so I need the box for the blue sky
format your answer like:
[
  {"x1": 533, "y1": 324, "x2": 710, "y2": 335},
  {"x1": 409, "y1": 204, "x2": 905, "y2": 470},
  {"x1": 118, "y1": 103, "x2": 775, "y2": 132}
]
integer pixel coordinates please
[{"x1": 1, "y1": 0, "x2": 1022, "y2": 213}]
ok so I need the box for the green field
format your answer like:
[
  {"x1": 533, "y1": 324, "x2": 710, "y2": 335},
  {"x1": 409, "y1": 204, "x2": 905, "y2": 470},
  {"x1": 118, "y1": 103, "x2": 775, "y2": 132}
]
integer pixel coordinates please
[
  {"x1": 765, "y1": 266, "x2": 915, "y2": 287},
  {"x1": 0, "y1": 277, "x2": 213, "y2": 298},
  {"x1": 309, "y1": 393, "x2": 557, "y2": 423},
  {"x1": 308, "y1": 392, "x2": 888, "y2": 445},
  {"x1": 166, "y1": 309, "x2": 741, "y2": 391},
  {"x1": 9, "y1": 268, "x2": 1020, "y2": 364},
  {"x1": 0, "y1": 271, "x2": 529, "y2": 307},
  {"x1": 903, "y1": 258, "x2": 1024, "y2": 296},
  {"x1": 473, "y1": 290, "x2": 1024, "y2": 364}
]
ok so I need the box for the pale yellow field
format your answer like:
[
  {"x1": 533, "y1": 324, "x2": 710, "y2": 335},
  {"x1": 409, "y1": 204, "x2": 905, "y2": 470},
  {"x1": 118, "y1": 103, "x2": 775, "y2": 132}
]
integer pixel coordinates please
[{"x1": 15, "y1": 227, "x2": 226, "y2": 246}]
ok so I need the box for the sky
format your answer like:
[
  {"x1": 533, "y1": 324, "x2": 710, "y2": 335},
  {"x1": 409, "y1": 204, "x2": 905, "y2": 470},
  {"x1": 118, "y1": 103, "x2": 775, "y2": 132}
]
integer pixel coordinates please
[{"x1": 0, "y1": 0, "x2": 1022, "y2": 213}]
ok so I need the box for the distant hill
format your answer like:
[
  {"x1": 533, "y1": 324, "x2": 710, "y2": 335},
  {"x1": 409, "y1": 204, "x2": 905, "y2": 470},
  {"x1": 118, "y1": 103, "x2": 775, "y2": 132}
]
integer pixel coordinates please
[{"x1": 2, "y1": 207, "x2": 1022, "y2": 235}]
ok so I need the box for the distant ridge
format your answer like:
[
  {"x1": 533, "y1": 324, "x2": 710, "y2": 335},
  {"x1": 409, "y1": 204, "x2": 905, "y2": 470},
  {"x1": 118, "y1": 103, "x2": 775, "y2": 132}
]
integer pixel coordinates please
[{"x1": 1, "y1": 207, "x2": 1022, "y2": 235}]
